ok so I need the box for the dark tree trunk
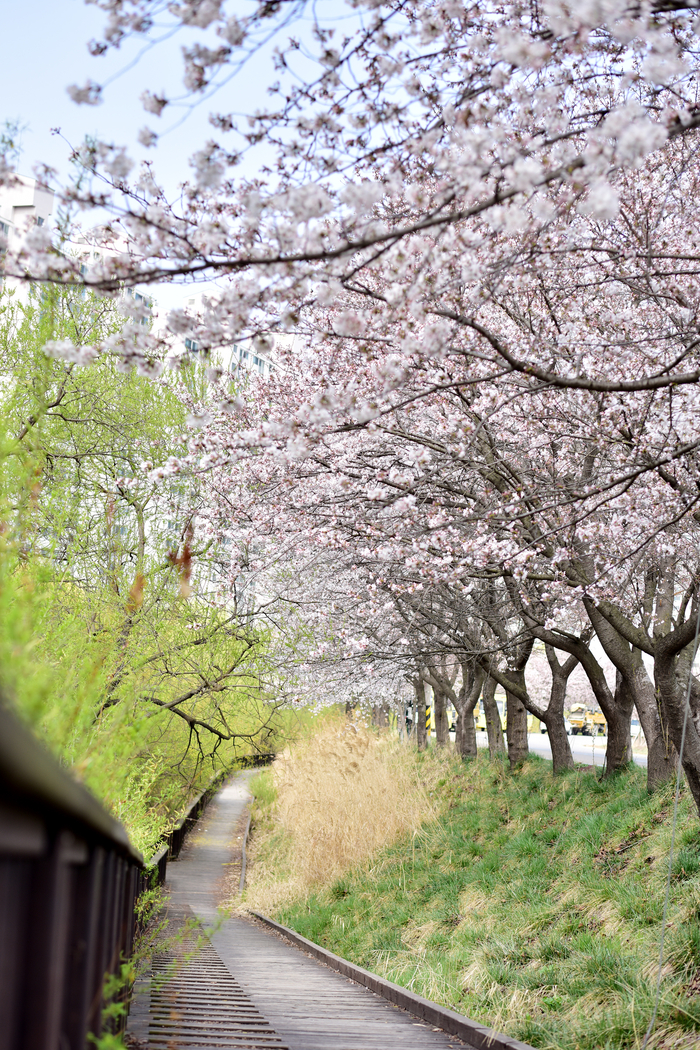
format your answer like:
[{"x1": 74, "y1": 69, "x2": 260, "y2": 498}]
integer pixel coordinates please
[
  {"x1": 476, "y1": 632, "x2": 533, "y2": 768},
  {"x1": 482, "y1": 675, "x2": 506, "y2": 757},
  {"x1": 584, "y1": 597, "x2": 676, "y2": 789},
  {"x1": 632, "y1": 654, "x2": 677, "y2": 788},
  {"x1": 548, "y1": 714, "x2": 574, "y2": 773},
  {"x1": 602, "y1": 671, "x2": 634, "y2": 771},
  {"x1": 371, "y1": 703, "x2": 389, "y2": 727},
  {"x1": 454, "y1": 666, "x2": 483, "y2": 758},
  {"x1": 503, "y1": 578, "x2": 632, "y2": 776},
  {"x1": 530, "y1": 636, "x2": 631, "y2": 777},
  {"x1": 455, "y1": 709, "x2": 477, "y2": 756},
  {"x1": 656, "y1": 634, "x2": 700, "y2": 817},
  {"x1": 542, "y1": 646, "x2": 575, "y2": 774},
  {"x1": 414, "y1": 679, "x2": 427, "y2": 750},
  {"x1": 434, "y1": 688, "x2": 449, "y2": 746},
  {"x1": 397, "y1": 701, "x2": 407, "y2": 741},
  {"x1": 506, "y1": 684, "x2": 529, "y2": 767}
]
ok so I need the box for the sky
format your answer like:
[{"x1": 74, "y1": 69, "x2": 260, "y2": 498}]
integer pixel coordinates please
[
  {"x1": 0, "y1": 0, "x2": 270, "y2": 183},
  {"x1": 0, "y1": 0, "x2": 279, "y2": 312}
]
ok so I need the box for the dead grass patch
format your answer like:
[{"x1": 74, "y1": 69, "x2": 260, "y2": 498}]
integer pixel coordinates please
[{"x1": 243, "y1": 719, "x2": 433, "y2": 911}]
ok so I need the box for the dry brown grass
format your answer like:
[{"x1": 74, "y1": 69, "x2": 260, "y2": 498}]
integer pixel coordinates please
[{"x1": 243, "y1": 719, "x2": 433, "y2": 912}]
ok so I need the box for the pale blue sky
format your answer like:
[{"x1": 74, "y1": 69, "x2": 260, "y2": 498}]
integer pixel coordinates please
[
  {"x1": 1, "y1": 0, "x2": 262, "y2": 188},
  {"x1": 0, "y1": 0, "x2": 280, "y2": 306}
]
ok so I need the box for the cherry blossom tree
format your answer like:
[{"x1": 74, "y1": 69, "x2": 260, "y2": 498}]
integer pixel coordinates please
[{"x1": 6, "y1": 0, "x2": 700, "y2": 813}]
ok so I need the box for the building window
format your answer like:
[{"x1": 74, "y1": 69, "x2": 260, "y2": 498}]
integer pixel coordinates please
[
  {"x1": 0, "y1": 221, "x2": 9, "y2": 237},
  {"x1": 36, "y1": 216, "x2": 44, "y2": 227},
  {"x1": 185, "y1": 338, "x2": 199, "y2": 353}
]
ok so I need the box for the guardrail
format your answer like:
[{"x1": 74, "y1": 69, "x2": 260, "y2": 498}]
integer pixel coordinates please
[
  {"x1": 0, "y1": 709, "x2": 274, "y2": 1050},
  {"x1": 0, "y1": 703, "x2": 144, "y2": 1050},
  {"x1": 250, "y1": 912, "x2": 537, "y2": 1050}
]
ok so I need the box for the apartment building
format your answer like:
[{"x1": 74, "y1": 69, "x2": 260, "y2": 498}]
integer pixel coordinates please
[
  {"x1": 182, "y1": 292, "x2": 275, "y2": 376},
  {"x1": 0, "y1": 175, "x2": 55, "y2": 294}
]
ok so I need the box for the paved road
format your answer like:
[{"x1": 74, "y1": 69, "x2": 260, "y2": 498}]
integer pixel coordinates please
[
  {"x1": 473, "y1": 730, "x2": 648, "y2": 768},
  {"x1": 131, "y1": 771, "x2": 473, "y2": 1050}
]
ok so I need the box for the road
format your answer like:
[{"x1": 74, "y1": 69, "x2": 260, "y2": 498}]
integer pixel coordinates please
[{"x1": 472, "y1": 730, "x2": 648, "y2": 768}]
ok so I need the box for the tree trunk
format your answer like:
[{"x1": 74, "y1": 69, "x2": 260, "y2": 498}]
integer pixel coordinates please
[
  {"x1": 656, "y1": 634, "x2": 700, "y2": 817},
  {"x1": 583, "y1": 597, "x2": 676, "y2": 789},
  {"x1": 482, "y1": 675, "x2": 506, "y2": 757},
  {"x1": 434, "y1": 688, "x2": 449, "y2": 746},
  {"x1": 506, "y1": 685, "x2": 529, "y2": 767},
  {"x1": 376, "y1": 703, "x2": 389, "y2": 727},
  {"x1": 542, "y1": 646, "x2": 575, "y2": 774},
  {"x1": 567, "y1": 643, "x2": 632, "y2": 776},
  {"x1": 455, "y1": 708, "x2": 477, "y2": 756},
  {"x1": 414, "y1": 679, "x2": 427, "y2": 751},
  {"x1": 548, "y1": 715, "x2": 574, "y2": 773},
  {"x1": 631, "y1": 653, "x2": 677, "y2": 789},
  {"x1": 504, "y1": 580, "x2": 633, "y2": 776},
  {"x1": 604, "y1": 671, "x2": 634, "y2": 771},
  {"x1": 397, "y1": 701, "x2": 407, "y2": 742},
  {"x1": 454, "y1": 666, "x2": 483, "y2": 758}
]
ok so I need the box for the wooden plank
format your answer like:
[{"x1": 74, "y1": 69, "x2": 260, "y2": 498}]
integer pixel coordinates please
[
  {"x1": 249, "y1": 913, "x2": 536, "y2": 1050},
  {"x1": 139, "y1": 772, "x2": 511, "y2": 1050}
]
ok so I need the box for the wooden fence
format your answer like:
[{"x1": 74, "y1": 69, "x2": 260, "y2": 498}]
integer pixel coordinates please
[
  {"x1": 0, "y1": 704, "x2": 144, "y2": 1050},
  {"x1": 0, "y1": 702, "x2": 273, "y2": 1050}
]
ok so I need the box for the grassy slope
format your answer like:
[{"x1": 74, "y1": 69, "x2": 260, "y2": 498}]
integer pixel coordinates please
[{"x1": 260, "y1": 753, "x2": 700, "y2": 1050}]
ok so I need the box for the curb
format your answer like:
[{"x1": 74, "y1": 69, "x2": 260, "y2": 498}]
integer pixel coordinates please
[
  {"x1": 239, "y1": 811, "x2": 252, "y2": 894},
  {"x1": 248, "y1": 911, "x2": 536, "y2": 1050}
]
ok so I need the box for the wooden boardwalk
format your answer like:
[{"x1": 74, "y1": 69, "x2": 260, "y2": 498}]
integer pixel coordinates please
[{"x1": 128, "y1": 773, "x2": 474, "y2": 1050}]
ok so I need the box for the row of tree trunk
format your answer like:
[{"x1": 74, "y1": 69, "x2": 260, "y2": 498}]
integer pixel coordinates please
[{"x1": 408, "y1": 645, "x2": 673, "y2": 790}]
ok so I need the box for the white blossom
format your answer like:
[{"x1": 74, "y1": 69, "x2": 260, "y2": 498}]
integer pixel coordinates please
[
  {"x1": 140, "y1": 91, "x2": 168, "y2": 116},
  {"x1": 137, "y1": 127, "x2": 158, "y2": 148},
  {"x1": 496, "y1": 30, "x2": 550, "y2": 69},
  {"x1": 616, "y1": 120, "x2": 667, "y2": 163},
  {"x1": 43, "y1": 340, "x2": 99, "y2": 366},
  {"x1": 577, "y1": 179, "x2": 620, "y2": 220},
  {"x1": 170, "y1": 0, "x2": 222, "y2": 28},
  {"x1": 285, "y1": 184, "x2": 333, "y2": 221},
  {"x1": 190, "y1": 142, "x2": 226, "y2": 189},
  {"x1": 67, "y1": 80, "x2": 102, "y2": 105},
  {"x1": 334, "y1": 311, "x2": 364, "y2": 337},
  {"x1": 104, "y1": 149, "x2": 134, "y2": 181},
  {"x1": 219, "y1": 16, "x2": 245, "y2": 45}
]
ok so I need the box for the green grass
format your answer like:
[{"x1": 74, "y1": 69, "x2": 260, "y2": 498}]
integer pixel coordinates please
[
  {"x1": 249, "y1": 769, "x2": 277, "y2": 809},
  {"x1": 266, "y1": 753, "x2": 700, "y2": 1050}
]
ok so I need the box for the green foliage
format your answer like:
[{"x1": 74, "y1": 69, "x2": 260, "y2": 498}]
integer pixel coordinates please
[
  {"x1": 0, "y1": 287, "x2": 288, "y2": 855},
  {"x1": 250, "y1": 768, "x2": 277, "y2": 809},
  {"x1": 273, "y1": 752, "x2": 700, "y2": 1050}
]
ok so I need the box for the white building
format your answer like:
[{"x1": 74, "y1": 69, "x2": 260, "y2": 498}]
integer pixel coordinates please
[
  {"x1": 181, "y1": 292, "x2": 275, "y2": 377},
  {"x1": 0, "y1": 175, "x2": 54, "y2": 295},
  {"x1": 0, "y1": 176, "x2": 156, "y2": 327}
]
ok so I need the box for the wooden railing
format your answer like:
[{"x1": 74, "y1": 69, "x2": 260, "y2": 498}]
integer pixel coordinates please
[
  {"x1": 0, "y1": 705, "x2": 274, "y2": 1050},
  {"x1": 0, "y1": 704, "x2": 144, "y2": 1050}
]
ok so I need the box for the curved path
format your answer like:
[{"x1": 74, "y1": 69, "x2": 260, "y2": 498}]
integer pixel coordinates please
[{"x1": 130, "y1": 771, "x2": 472, "y2": 1050}]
